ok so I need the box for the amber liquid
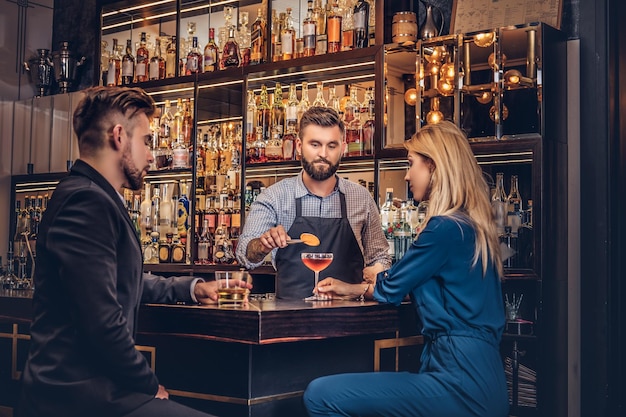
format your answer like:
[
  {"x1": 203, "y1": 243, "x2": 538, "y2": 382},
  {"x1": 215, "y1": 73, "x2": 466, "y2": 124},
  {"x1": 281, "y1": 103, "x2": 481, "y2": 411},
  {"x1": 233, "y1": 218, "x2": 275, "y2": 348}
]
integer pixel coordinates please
[
  {"x1": 302, "y1": 257, "x2": 333, "y2": 272},
  {"x1": 218, "y1": 286, "x2": 248, "y2": 305}
]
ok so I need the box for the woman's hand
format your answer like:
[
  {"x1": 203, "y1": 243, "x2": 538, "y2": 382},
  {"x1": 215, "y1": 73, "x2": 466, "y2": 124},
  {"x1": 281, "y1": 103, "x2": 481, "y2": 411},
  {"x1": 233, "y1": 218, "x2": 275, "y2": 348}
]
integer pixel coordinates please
[{"x1": 316, "y1": 278, "x2": 368, "y2": 300}]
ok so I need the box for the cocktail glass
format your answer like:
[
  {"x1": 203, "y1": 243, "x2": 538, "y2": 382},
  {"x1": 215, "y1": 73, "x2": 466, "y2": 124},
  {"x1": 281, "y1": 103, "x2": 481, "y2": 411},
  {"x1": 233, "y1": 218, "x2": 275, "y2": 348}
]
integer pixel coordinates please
[{"x1": 301, "y1": 252, "x2": 333, "y2": 301}]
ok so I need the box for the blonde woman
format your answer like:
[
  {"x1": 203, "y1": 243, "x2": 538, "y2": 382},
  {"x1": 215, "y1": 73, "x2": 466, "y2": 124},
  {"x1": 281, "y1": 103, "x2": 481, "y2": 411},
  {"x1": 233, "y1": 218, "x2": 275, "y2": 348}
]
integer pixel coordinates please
[{"x1": 304, "y1": 121, "x2": 508, "y2": 417}]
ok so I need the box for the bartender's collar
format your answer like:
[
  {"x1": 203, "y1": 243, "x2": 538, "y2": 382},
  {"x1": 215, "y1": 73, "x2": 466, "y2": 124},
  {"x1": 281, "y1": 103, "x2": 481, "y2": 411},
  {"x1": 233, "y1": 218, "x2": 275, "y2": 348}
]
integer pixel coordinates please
[{"x1": 296, "y1": 172, "x2": 343, "y2": 198}]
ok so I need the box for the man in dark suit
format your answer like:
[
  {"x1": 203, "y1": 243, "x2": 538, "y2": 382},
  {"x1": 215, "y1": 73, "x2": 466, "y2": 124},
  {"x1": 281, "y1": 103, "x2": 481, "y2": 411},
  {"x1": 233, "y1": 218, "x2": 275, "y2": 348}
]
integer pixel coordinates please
[{"x1": 18, "y1": 86, "x2": 245, "y2": 417}]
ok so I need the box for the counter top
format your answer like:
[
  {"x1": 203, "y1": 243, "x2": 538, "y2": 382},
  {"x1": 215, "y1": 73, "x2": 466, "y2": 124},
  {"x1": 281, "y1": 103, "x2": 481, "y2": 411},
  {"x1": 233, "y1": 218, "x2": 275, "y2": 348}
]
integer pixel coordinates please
[{"x1": 0, "y1": 289, "x2": 413, "y2": 345}]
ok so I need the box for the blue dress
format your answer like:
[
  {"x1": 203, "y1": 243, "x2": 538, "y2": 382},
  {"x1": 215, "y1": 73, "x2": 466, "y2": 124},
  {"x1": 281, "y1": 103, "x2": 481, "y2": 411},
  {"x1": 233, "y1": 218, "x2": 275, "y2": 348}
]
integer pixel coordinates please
[{"x1": 304, "y1": 215, "x2": 509, "y2": 417}]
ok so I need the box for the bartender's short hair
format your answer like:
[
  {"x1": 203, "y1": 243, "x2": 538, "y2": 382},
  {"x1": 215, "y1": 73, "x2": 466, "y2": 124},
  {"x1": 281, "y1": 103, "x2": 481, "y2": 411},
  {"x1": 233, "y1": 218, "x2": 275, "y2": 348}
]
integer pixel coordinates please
[
  {"x1": 73, "y1": 86, "x2": 155, "y2": 156},
  {"x1": 299, "y1": 106, "x2": 345, "y2": 141}
]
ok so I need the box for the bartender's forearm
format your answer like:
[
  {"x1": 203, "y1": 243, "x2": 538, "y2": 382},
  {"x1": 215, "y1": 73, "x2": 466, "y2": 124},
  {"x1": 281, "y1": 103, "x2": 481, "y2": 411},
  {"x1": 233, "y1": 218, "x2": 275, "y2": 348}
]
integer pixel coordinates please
[{"x1": 246, "y1": 238, "x2": 271, "y2": 263}]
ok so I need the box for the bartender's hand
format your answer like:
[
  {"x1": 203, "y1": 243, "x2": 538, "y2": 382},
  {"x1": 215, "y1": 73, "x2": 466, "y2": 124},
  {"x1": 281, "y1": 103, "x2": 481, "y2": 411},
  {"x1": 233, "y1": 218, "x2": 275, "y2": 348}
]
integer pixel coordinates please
[
  {"x1": 362, "y1": 263, "x2": 384, "y2": 283},
  {"x1": 246, "y1": 225, "x2": 290, "y2": 263},
  {"x1": 316, "y1": 278, "x2": 368, "y2": 300},
  {"x1": 156, "y1": 384, "x2": 169, "y2": 400},
  {"x1": 259, "y1": 225, "x2": 290, "y2": 250}
]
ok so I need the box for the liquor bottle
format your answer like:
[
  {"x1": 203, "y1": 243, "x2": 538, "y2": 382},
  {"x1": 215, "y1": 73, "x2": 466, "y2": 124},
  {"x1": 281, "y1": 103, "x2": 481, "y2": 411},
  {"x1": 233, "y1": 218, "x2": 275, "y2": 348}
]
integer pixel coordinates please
[
  {"x1": 326, "y1": 1, "x2": 342, "y2": 53},
  {"x1": 106, "y1": 38, "x2": 121, "y2": 86},
  {"x1": 285, "y1": 83, "x2": 299, "y2": 133},
  {"x1": 121, "y1": 39, "x2": 135, "y2": 85},
  {"x1": 313, "y1": 0, "x2": 327, "y2": 36},
  {"x1": 297, "y1": 81, "x2": 311, "y2": 126},
  {"x1": 280, "y1": 8, "x2": 296, "y2": 60},
  {"x1": 172, "y1": 98, "x2": 183, "y2": 143},
  {"x1": 149, "y1": 38, "x2": 165, "y2": 80},
  {"x1": 251, "y1": 127, "x2": 267, "y2": 163},
  {"x1": 257, "y1": 84, "x2": 271, "y2": 141},
  {"x1": 339, "y1": 84, "x2": 351, "y2": 115},
  {"x1": 393, "y1": 209, "x2": 412, "y2": 262},
  {"x1": 327, "y1": 84, "x2": 341, "y2": 114},
  {"x1": 159, "y1": 233, "x2": 173, "y2": 263},
  {"x1": 157, "y1": 100, "x2": 173, "y2": 169},
  {"x1": 271, "y1": 9, "x2": 282, "y2": 62},
  {"x1": 171, "y1": 136, "x2": 189, "y2": 169},
  {"x1": 250, "y1": 8, "x2": 266, "y2": 65},
  {"x1": 101, "y1": 41, "x2": 110, "y2": 86},
  {"x1": 246, "y1": 89, "x2": 257, "y2": 145},
  {"x1": 492, "y1": 172, "x2": 507, "y2": 236},
  {"x1": 203, "y1": 28, "x2": 219, "y2": 72},
  {"x1": 181, "y1": 98, "x2": 193, "y2": 146},
  {"x1": 186, "y1": 36, "x2": 202, "y2": 74},
  {"x1": 362, "y1": 86, "x2": 374, "y2": 155},
  {"x1": 230, "y1": 194, "x2": 242, "y2": 252},
  {"x1": 151, "y1": 186, "x2": 162, "y2": 235},
  {"x1": 266, "y1": 128, "x2": 284, "y2": 162},
  {"x1": 140, "y1": 183, "x2": 152, "y2": 238},
  {"x1": 313, "y1": 0, "x2": 327, "y2": 54},
  {"x1": 353, "y1": 0, "x2": 370, "y2": 48},
  {"x1": 507, "y1": 175, "x2": 523, "y2": 235},
  {"x1": 238, "y1": 11, "x2": 252, "y2": 66},
  {"x1": 380, "y1": 188, "x2": 397, "y2": 261},
  {"x1": 213, "y1": 223, "x2": 235, "y2": 264},
  {"x1": 143, "y1": 231, "x2": 160, "y2": 264},
  {"x1": 130, "y1": 195, "x2": 141, "y2": 239},
  {"x1": 160, "y1": 182, "x2": 174, "y2": 236},
  {"x1": 282, "y1": 123, "x2": 297, "y2": 161},
  {"x1": 165, "y1": 36, "x2": 177, "y2": 78},
  {"x1": 341, "y1": 0, "x2": 354, "y2": 51},
  {"x1": 205, "y1": 191, "x2": 218, "y2": 235},
  {"x1": 177, "y1": 180, "x2": 191, "y2": 246},
  {"x1": 271, "y1": 82, "x2": 285, "y2": 137},
  {"x1": 170, "y1": 237, "x2": 186, "y2": 263},
  {"x1": 303, "y1": 1, "x2": 317, "y2": 57},
  {"x1": 196, "y1": 218, "x2": 212, "y2": 264},
  {"x1": 222, "y1": 26, "x2": 241, "y2": 68},
  {"x1": 312, "y1": 81, "x2": 327, "y2": 107},
  {"x1": 344, "y1": 85, "x2": 363, "y2": 156},
  {"x1": 135, "y1": 32, "x2": 149, "y2": 82}
]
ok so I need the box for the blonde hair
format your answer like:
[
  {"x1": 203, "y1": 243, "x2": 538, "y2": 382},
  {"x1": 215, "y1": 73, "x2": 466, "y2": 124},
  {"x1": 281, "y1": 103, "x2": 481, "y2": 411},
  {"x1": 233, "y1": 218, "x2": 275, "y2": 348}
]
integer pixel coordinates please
[{"x1": 405, "y1": 121, "x2": 503, "y2": 277}]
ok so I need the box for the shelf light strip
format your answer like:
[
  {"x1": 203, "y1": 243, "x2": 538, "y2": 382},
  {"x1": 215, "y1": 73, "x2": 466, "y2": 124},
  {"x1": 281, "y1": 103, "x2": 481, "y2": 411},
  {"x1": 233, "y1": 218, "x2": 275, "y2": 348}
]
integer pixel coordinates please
[
  {"x1": 477, "y1": 159, "x2": 533, "y2": 165},
  {"x1": 102, "y1": 0, "x2": 174, "y2": 17},
  {"x1": 102, "y1": 0, "x2": 239, "y2": 30},
  {"x1": 197, "y1": 116, "x2": 242, "y2": 125},
  {"x1": 147, "y1": 87, "x2": 195, "y2": 96},
  {"x1": 197, "y1": 80, "x2": 244, "y2": 90},
  {"x1": 247, "y1": 61, "x2": 375, "y2": 83}
]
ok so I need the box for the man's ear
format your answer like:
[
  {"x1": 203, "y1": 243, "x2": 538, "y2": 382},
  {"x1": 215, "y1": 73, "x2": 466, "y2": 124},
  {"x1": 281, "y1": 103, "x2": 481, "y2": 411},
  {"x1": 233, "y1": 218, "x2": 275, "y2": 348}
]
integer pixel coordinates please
[{"x1": 110, "y1": 124, "x2": 124, "y2": 151}]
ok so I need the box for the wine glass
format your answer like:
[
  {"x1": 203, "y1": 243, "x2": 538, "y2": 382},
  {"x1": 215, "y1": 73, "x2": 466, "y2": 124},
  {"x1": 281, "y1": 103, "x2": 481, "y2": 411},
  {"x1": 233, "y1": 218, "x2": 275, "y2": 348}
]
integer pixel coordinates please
[{"x1": 301, "y1": 252, "x2": 333, "y2": 301}]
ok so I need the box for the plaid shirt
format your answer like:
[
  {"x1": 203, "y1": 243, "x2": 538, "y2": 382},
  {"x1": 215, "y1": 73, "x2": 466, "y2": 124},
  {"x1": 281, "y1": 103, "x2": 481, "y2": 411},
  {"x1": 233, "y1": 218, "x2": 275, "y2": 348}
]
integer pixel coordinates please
[{"x1": 236, "y1": 172, "x2": 392, "y2": 270}]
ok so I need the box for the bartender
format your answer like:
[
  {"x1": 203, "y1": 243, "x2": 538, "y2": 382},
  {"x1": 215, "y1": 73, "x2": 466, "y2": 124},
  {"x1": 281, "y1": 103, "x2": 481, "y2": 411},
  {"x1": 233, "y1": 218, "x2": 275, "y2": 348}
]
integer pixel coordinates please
[{"x1": 236, "y1": 106, "x2": 391, "y2": 299}]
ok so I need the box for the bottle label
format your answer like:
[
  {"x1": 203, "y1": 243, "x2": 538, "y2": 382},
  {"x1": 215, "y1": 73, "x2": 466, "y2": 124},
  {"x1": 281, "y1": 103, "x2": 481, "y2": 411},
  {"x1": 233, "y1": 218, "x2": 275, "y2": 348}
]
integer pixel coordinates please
[
  {"x1": 187, "y1": 56, "x2": 199, "y2": 72},
  {"x1": 149, "y1": 61, "x2": 160, "y2": 79},
  {"x1": 122, "y1": 60, "x2": 133, "y2": 77},
  {"x1": 136, "y1": 62, "x2": 146, "y2": 76},
  {"x1": 354, "y1": 10, "x2": 367, "y2": 29},
  {"x1": 172, "y1": 148, "x2": 189, "y2": 168},
  {"x1": 281, "y1": 33, "x2": 294, "y2": 54}
]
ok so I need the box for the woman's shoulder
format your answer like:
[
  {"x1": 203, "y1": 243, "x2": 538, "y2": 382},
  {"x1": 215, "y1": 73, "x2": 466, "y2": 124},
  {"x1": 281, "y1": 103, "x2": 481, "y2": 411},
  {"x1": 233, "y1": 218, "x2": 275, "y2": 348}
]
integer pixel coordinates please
[{"x1": 424, "y1": 215, "x2": 475, "y2": 240}]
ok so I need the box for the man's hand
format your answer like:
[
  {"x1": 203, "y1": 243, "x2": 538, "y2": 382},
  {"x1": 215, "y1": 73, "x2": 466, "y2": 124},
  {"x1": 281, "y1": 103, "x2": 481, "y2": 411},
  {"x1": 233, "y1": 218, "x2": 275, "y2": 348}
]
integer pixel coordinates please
[
  {"x1": 193, "y1": 279, "x2": 253, "y2": 305},
  {"x1": 315, "y1": 277, "x2": 363, "y2": 300},
  {"x1": 193, "y1": 280, "x2": 219, "y2": 304},
  {"x1": 156, "y1": 384, "x2": 169, "y2": 400}
]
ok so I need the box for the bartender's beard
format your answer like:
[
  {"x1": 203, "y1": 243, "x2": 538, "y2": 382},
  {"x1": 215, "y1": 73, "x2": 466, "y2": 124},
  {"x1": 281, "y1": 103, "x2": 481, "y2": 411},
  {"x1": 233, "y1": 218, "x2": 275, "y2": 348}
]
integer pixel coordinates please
[
  {"x1": 121, "y1": 142, "x2": 145, "y2": 191},
  {"x1": 301, "y1": 155, "x2": 340, "y2": 181}
]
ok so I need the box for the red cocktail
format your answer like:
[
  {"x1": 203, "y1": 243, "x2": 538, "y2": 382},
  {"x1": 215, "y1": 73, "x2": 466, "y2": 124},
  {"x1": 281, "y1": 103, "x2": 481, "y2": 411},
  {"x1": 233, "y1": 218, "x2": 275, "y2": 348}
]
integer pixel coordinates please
[{"x1": 301, "y1": 252, "x2": 333, "y2": 301}]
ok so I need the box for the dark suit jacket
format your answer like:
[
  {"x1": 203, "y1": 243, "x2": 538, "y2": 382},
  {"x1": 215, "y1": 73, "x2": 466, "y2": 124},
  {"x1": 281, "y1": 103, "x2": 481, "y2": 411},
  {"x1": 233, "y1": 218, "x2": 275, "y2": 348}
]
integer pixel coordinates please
[{"x1": 19, "y1": 160, "x2": 197, "y2": 417}]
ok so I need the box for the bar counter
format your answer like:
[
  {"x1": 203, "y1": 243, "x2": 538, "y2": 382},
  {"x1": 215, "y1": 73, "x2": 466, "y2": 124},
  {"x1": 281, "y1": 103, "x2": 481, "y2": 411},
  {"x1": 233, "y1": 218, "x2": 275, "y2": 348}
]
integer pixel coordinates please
[{"x1": 0, "y1": 290, "x2": 421, "y2": 417}]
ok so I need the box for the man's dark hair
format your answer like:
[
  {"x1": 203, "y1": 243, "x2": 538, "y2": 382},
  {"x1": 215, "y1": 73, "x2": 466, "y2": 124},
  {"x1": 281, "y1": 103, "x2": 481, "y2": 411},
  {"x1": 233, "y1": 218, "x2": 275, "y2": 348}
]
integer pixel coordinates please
[
  {"x1": 298, "y1": 106, "x2": 345, "y2": 140},
  {"x1": 73, "y1": 86, "x2": 155, "y2": 156}
]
